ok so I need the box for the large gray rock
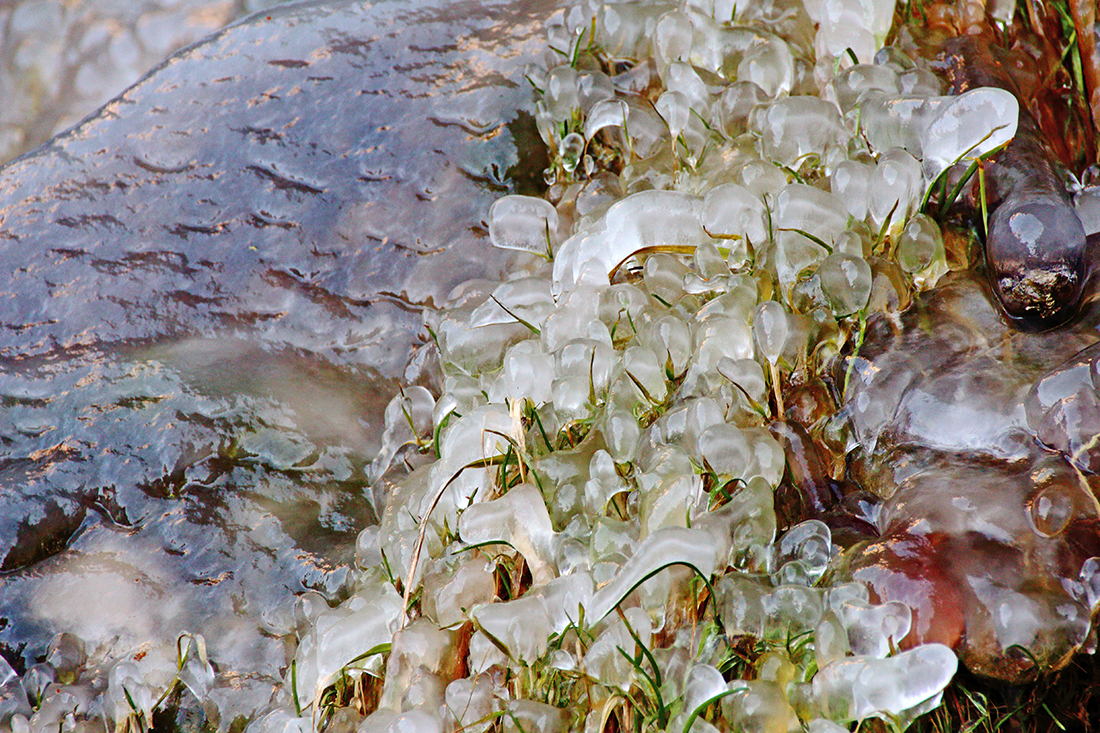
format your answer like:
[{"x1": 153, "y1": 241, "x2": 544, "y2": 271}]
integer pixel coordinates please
[{"x1": 0, "y1": 0, "x2": 555, "y2": 723}]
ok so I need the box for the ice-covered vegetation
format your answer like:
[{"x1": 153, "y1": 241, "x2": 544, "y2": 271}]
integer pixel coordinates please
[{"x1": 6, "y1": 0, "x2": 1100, "y2": 731}]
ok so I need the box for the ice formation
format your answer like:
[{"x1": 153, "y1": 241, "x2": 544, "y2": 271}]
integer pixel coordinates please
[{"x1": 7, "y1": 0, "x2": 1100, "y2": 731}]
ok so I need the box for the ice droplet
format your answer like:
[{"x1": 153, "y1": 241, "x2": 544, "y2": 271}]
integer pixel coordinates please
[
  {"x1": 584, "y1": 98, "x2": 629, "y2": 141},
  {"x1": 558, "y1": 133, "x2": 584, "y2": 174},
  {"x1": 752, "y1": 300, "x2": 789, "y2": 365},
  {"x1": 818, "y1": 253, "x2": 872, "y2": 316},
  {"x1": 921, "y1": 87, "x2": 1019, "y2": 181},
  {"x1": 489, "y1": 195, "x2": 559, "y2": 255}
]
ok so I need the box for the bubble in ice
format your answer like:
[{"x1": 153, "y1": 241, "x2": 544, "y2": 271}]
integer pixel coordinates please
[
  {"x1": 921, "y1": 87, "x2": 1019, "y2": 181},
  {"x1": 818, "y1": 253, "x2": 872, "y2": 316}
]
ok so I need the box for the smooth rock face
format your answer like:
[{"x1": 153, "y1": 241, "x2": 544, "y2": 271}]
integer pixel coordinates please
[
  {"x1": 841, "y1": 274, "x2": 1100, "y2": 681},
  {"x1": 0, "y1": 0, "x2": 554, "y2": 720}
]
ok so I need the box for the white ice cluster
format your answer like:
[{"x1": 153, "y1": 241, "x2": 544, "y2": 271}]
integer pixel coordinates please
[{"x1": 228, "y1": 1, "x2": 1002, "y2": 732}]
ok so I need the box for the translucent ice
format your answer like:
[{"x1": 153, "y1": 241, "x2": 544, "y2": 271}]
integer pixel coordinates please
[
  {"x1": 753, "y1": 97, "x2": 847, "y2": 167},
  {"x1": 488, "y1": 195, "x2": 559, "y2": 255},
  {"x1": 818, "y1": 253, "x2": 872, "y2": 316},
  {"x1": 458, "y1": 483, "x2": 557, "y2": 585},
  {"x1": 921, "y1": 87, "x2": 1019, "y2": 181},
  {"x1": 589, "y1": 527, "x2": 723, "y2": 621},
  {"x1": 812, "y1": 644, "x2": 958, "y2": 724},
  {"x1": 292, "y1": 584, "x2": 404, "y2": 711},
  {"x1": 552, "y1": 191, "x2": 706, "y2": 296},
  {"x1": 701, "y1": 183, "x2": 767, "y2": 244}
]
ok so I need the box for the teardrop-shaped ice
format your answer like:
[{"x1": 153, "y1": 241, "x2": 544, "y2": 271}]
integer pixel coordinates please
[
  {"x1": 818, "y1": 253, "x2": 872, "y2": 316},
  {"x1": 752, "y1": 300, "x2": 789, "y2": 365},
  {"x1": 921, "y1": 87, "x2": 1019, "y2": 181}
]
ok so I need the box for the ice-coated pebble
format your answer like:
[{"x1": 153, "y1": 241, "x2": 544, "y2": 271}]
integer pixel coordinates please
[
  {"x1": 489, "y1": 195, "x2": 560, "y2": 255},
  {"x1": 812, "y1": 644, "x2": 958, "y2": 723},
  {"x1": 818, "y1": 253, "x2": 872, "y2": 316},
  {"x1": 921, "y1": 87, "x2": 1019, "y2": 181}
]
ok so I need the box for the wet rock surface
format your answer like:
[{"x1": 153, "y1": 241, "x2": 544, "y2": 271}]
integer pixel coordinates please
[
  {"x1": 0, "y1": 0, "x2": 555, "y2": 721},
  {"x1": 0, "y1": 0, "x2": 295, "y2": 164},
  {"x1": 842, "y1": 273, "x2": 1100, "y2": 680}
]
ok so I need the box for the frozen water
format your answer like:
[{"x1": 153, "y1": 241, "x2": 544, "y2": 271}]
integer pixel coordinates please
[
  {"x1": 292, "y1": 584, "x2": 403, "y2": 712},
  {"x1": 589, "y1": 527, "x2": 723, "y2": 621},
  {"x1": 458, "y1": 483, "x2": 557, "y2": 585},
  {"x1": 701, "y1": 183, "x2": 768, "y2": 244},
  {"x1": 921, "y1": 88, "x2": 1019, "y2": 181},
  {"x1": 552, "y1": 190, "x2": 707, "y2": 296},
  {"x1": 489, "y1": 195, "x2": 560, "y2": 255},
  {"x1": 818, "y1": 253, "x2": 872, "y2": 316},
  {"x1": 753, "y1": 98, "x2": 848, "y2": 167},
  {"x1": 812, "y1": 644, "x2": 957, "y2": 723}
]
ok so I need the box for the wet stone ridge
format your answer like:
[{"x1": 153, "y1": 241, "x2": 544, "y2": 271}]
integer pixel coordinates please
[
  {"x1": 0, "y1": 0, "x2": 557, "y2": 724},
  {"x1": 842, "y1": 273, "x2": 1100, "y2": 681}
]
